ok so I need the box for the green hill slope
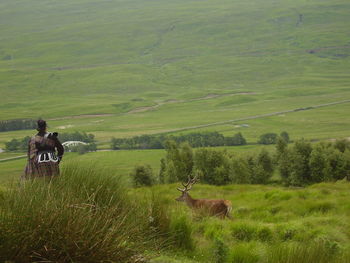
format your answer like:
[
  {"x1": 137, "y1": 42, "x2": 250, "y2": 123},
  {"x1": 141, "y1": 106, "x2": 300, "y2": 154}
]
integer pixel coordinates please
[{"x1": 0, "y1": 0, "x2": 349, "y2": 143}]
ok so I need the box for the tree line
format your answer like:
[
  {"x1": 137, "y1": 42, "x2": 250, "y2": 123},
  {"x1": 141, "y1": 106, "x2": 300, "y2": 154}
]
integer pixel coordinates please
[
  {"x1": 4, "y1": 131, "x2": 96, "y2": 152},
  {"x1": 0, "y1": 119, "x2": 36, "y2": 132},
  {"x1": 111, "y1": 131, "x2": 247, "y2": 150},
  {"x1": 131, "y1": 137, "x2": 350, "y2": 187}
]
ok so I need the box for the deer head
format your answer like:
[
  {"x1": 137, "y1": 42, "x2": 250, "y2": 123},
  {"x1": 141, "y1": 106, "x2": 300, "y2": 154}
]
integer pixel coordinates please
[{"x1": 175, "y1": 175, "x2": 199, "y2": 202}]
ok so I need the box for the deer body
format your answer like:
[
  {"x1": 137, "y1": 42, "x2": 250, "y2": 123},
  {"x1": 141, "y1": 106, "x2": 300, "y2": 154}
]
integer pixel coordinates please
[{"x1": 176, "y1": 177, "x2": 232, "y2": 219}]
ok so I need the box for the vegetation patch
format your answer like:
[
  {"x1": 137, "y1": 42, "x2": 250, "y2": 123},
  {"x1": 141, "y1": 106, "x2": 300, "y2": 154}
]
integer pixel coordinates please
[{"x1": 0, "y1": 163, "x2": 168, "y2": 262}]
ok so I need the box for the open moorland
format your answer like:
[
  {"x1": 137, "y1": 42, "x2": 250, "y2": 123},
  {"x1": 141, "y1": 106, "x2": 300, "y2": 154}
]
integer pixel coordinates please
[
  {"x1": 0, "y1": 0, "x2": 350, "y2": 147},
  {"x1": 0, "y1": 0, "x2": 350, "y2": 262}
]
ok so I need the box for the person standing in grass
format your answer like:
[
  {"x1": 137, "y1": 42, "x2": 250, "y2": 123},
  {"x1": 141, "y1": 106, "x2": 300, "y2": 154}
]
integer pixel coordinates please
[{"x1": 23, "y1": 119, "x2": 64, "y2": 179}]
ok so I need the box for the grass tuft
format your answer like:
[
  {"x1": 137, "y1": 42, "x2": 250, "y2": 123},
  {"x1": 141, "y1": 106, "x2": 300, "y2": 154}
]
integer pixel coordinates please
[{"x1": 0, "y1": 162, "x2": 166, "y2": 262}]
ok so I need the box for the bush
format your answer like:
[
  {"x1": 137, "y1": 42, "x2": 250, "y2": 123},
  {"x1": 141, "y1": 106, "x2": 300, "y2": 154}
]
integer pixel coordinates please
[
  {"x1": 280, "y1": 131, "x2": 290, "y2": 143},
  {"x1": 194, "y1": 148, "x2": 232, "y2": 185},
  {"x1": 0, "y1": 163, "x2": 163, "y2": 262},
  {"x1": 5, "y1": 136, "x2": 30, "y2": 152},
  {"x1": 131, "y1": 164, "x2": 156, "y2": 187},
  {"x1": 258, "y1": 133, "x2": 278, "y2": 145}
]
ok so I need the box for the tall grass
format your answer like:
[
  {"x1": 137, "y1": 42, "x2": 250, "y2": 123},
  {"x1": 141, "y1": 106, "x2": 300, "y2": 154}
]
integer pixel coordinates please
[
  {"x1": 265, "y1": 241, "x2": 345, "y2": 263},
  {"x1": 0, "y1": 162, "x2": 166, "y2": 262}
]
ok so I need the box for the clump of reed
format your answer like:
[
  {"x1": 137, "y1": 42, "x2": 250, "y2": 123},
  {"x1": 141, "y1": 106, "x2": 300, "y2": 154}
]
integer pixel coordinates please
[{"x1": 0, "y1": 162, "x2": 167, "y2": 262}]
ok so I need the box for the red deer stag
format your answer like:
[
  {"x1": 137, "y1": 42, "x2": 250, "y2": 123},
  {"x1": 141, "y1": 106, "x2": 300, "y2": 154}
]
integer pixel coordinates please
[{"x1": 175, "y1": 175, "x2": 232, "y2": 219}]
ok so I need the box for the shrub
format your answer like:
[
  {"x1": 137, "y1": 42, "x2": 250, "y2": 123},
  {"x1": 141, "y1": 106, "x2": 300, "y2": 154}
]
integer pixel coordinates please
[
  {"x1": 288, "y1": 139, "x2": 313, "y2": 186},
  {"x1": 258, "y1": 133, "x2": 278, "y2": 145},
  {"x1": 194, "y1": 148, "x2": 232, "y2": 185},
  {"x1": 280, "y1": 131, "x2": 290, "y2": 143},
  {"x1": 245, "y1": 149, "x2": 274, "y2": 184},
  {"x1": 131, "y1": 164, "x2": 156, "y2": 187}
]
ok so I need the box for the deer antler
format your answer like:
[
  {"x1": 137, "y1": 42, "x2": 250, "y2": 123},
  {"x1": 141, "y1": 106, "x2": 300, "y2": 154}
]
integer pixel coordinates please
[{"x1": 177, "y1": 174, "x2": 199, "y2": 192}]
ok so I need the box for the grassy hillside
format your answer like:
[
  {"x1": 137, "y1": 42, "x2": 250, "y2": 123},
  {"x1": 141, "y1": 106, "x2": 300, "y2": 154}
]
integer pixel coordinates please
[{"x1": 0, "y1": 0, "x2": 349, "y2": 146}]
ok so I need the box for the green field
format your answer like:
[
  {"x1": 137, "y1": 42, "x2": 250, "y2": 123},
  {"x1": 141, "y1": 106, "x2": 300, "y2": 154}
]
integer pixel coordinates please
[{"x1": 0, "y1": 0, "x2": 349, "y2": 147}]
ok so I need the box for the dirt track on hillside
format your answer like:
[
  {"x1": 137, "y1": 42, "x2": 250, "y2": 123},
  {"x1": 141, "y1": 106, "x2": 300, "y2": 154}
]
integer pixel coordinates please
[
  {"x1": 127, "y1": 92, "x2": 256, "y2": 114},
  {"x1": 161, "y1": 99, "x2": 350, "y2": 134}
]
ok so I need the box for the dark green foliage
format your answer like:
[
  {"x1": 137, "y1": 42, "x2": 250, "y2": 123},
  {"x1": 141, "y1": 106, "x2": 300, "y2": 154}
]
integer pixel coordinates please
[
  {"x1": 278, "y1": 140, "x2": 350, "y2": 185},
  {"x1": 225, "y1": 132, "x2": 247, "y2": 146},
  {"x1": 280, "y1": 131, "x2": 290, "y2": 143},
  {"x1": 258, "y1": 133, "x2": 278, "y2": 145},
  {"x1": 5, "y1": 136, "x2": 30, "y2": 151},
  {"x1": 5, "y1": 138, "x2": 20, "y2": 151},
  {"x1": 333, "y1": 139, "x2": 350, "y2": 153},
  {"x1": 0, "y1": 119, "x2": 36, "y2": 132},
  {"x1": 286, "y1": 139, "x2": 313, "y2": 186},
  {"x1": 164, "y1": 141, "x2": 194, "y2": 183},
  {"x1": 324, "y1": 148, "x2": 348, "y2": 181},
  {"x1": 131, "y1": 164, "x2": 155, "y2": 187},
  {"x1": 344, "y1": 150, "x2": 350, "y2": 181},
  {"x1": 194, "y1": 148, "x2": 232, "y2": 185},
  {"x1": 110, "y1": 131, "x2": 247, "y2": 150},
  {"x1": 5, "y1": 132, "x2": 95, "y2": 152},
  {"x1": 309, "y1": 144, "x2": 329, "y2": 182},
  {"x1": 160, "y1": 138, "x2": 349, "y2": 186},
  {"x1": 246, "y1": 149, "x2": 274, "y2": 184},
  {"x1": 275, "y1": 136, "x2": 288, "y2": 161},
  {"x1": 230, "y1": 157, "x2": 251, "y2": 184},
  {"x1": 77, "y1": 144, "x2": 88, "y2": 155}
]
